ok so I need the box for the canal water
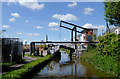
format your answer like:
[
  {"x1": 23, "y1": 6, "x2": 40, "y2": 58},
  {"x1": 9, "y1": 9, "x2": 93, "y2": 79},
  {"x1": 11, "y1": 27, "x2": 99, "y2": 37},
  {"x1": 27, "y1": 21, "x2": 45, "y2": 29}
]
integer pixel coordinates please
[{"x1": 32, "y1": 51, "x2": 112, "y2": 79}]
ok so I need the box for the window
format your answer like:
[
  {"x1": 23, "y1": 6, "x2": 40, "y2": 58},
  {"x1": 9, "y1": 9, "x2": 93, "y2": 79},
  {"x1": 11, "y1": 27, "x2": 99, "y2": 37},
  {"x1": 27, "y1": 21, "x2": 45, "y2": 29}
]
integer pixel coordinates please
[
  {"x1": 86, "y1": 32, "x2": 88, "y2": 34},
  {"x1": 116, "y1": 31, "x2": 117, "y2": 34}
]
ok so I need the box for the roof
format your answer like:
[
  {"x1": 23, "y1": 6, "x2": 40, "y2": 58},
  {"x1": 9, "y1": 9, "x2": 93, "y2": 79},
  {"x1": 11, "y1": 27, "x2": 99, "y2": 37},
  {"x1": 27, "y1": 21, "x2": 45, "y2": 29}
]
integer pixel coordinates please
[
  {"x1": 81, "y1": 28, "x2": 98, "y2": 33},
  {"x1": 84, "y1": 28, "x2": 98, "y2": 30},
  {"x1": 81, "y1": 29, "x2": 89, "y2": 33},
  {"x1": 103, "y1": 27, "x2": 120, "y2": 35},
  {"x1": 77, "y1": 34, "x2": 82, "y2": 37},
  {"x1": 110, "y1": 27, "x2": 119, "y2": 32}
]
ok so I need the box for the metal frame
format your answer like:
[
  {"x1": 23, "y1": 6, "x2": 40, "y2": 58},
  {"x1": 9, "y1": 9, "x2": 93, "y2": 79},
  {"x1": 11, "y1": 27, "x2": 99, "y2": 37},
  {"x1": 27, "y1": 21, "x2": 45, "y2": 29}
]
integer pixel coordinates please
[
  {"x1": 30, "y1": 21, "x2": 98, "y2": 55},
  {"x1": 30, "y1": 41, "x2": 98, "y2": 55},
  {"x1": 60, "y1": 20, "x2": 89, "y2": 42}
]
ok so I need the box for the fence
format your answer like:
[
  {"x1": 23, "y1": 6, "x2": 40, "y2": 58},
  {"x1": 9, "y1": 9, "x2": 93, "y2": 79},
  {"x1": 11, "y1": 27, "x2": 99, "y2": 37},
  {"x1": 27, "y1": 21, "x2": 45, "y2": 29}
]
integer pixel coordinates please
[{"x1": 2, "y1": 38, "x2": 23, "y2": 62}]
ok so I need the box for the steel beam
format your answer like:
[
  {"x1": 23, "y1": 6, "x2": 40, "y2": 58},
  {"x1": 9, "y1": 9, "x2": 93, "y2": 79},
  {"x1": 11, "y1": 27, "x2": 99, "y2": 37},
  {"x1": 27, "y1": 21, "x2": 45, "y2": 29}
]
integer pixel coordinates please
[
  {"x1": 31, "y1": 41, "x2": 99, "y2": 44},
  {"x1": 60, "y1": 25, "x2": 82, "y2": 33},
  {"x1": 61, "y1": 20, "x2": 88, "y2": 30}
]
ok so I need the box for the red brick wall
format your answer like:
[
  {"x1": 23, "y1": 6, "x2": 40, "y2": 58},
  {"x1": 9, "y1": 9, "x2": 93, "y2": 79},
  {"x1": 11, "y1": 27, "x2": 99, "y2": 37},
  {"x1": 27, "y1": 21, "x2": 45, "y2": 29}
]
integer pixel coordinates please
[{"x1": 78, "y1": 36, "x2": 80, "y2": 41}]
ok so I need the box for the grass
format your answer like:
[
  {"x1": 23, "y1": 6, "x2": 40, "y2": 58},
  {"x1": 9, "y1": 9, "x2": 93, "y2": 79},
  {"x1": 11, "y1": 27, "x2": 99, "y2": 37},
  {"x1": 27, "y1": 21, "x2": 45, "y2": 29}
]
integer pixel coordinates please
[
  {"x1": 25, "y1": 54, "x2": 42, "y2": 58},
  {"x1": 1, "y1": 62, "x2": 15, "y2": 72},
  {"x1": 1, "y1": 58, "x2": 26, "y2": 72},
  {"x1": 80, "y1": 49, "x2": 98, "y2": 62},
  {"x1": 1, "y1": 62, "x2": 14, "y2": 67},
  {"x1": 2, "y1": 54, "x2": 53, "y2": 79},
  {"x1": 80, "y1": 48, "x2": 120, "y2": 77}
]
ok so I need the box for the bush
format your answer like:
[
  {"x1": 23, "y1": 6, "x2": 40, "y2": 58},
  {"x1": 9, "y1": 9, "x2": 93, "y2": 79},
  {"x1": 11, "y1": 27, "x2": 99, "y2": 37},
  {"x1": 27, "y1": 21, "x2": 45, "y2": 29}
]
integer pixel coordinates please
[
  {"x1": 97, "y1": 33, "x2": 120, "y2": 56},
  {"x1": 81, "y1": 33, "x2": 120, "y2": 77},
  {"x1": 86, "y1": 44, "x2": 97, "y2": 52}
]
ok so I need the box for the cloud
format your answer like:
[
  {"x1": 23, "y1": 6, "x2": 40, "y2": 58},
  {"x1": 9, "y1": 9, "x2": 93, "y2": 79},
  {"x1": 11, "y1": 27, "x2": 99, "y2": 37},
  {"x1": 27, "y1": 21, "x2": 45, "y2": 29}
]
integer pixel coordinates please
[
  {"x1": 50, "y1": 28, "x2": 59, "y2": 31},
  {"x1": 9, "y1": 18, "x2": 16, "y2": 22},
  {"x1": 67, "y1": 2, "x2": 77, "y2": 8},
  {"x1": 19, "y1": 0, "x2": 44, "y2": 10},
  {"x1": 64, "y1": 38, "x2": 67, "y2": 41},
  {"x1": 25, "y1": 20, "x2": 29, "y2": 22},
  {"x1": 27, "y1": 33, "x2": 40, "y2": 36},
  {"x1": 16, "y1": 32, "x2": 23, "y2": 35},
  {"x1": 52, "y1": 14, "x2": 78, "y2": 21},
  {"x1": 82, "y1": 23, "x2": 105, "y2": 31},
  {"x1": 83, "y1": 7, "x2": 95, "y2": 15},
  {"x1": 35, "y1": 26, "x2": 42, "y2": 29},
  {"x1": 49, "y1": 22, "x2": 59, "y2": 27},
  {"x1": 2, "y1": 25, "x2": 10, "y2": 28},
  {"x1": 11, "y1": 12, "x2": 20, "y2": 18}
]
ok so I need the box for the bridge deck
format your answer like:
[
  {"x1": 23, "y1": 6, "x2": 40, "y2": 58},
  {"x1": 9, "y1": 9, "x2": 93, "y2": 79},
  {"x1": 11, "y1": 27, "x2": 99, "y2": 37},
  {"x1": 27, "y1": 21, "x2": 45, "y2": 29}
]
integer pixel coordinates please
[{"x1": 31, "y1": 41, "x2": 98, "y2": 44}]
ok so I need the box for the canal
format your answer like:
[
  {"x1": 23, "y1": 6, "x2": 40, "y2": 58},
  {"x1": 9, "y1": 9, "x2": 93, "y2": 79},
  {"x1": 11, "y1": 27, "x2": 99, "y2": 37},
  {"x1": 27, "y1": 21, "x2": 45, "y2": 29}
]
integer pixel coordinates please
[{"x1": 32, "y1": 51, "x2": 112, "y2": 78}]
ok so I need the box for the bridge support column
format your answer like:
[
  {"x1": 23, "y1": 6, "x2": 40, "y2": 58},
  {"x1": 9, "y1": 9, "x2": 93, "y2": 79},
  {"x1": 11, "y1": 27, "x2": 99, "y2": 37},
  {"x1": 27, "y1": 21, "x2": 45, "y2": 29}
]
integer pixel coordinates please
[
  {"x1": 30, "y1": 42, "x2": 32, "y2": 55},
  {"x1": 30, "y1": 42, "x2": 35, "y2": 55},
  {"x1": 33, "y1": 43, "x2": 35, "y2": 54}
]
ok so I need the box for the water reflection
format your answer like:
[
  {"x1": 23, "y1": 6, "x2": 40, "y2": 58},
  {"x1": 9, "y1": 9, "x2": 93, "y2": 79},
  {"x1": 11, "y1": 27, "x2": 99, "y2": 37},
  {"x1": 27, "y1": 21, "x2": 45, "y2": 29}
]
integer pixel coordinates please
[{"x1": 33, "y1": 51, "x2": 112, "y2": 78}]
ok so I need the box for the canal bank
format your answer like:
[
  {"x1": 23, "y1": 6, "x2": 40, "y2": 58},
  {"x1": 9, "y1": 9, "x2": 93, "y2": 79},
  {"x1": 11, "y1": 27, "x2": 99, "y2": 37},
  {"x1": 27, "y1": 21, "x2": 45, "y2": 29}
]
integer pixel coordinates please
[
  {"x1": 32, "y1": 51, "x2": 112, "y2": 79},
  {"x1": 80, "y1": 33, "x2": 120, "y2": 78},
  {"x1": 2, "y1": 50, "x2": 61, "y2": 79}
]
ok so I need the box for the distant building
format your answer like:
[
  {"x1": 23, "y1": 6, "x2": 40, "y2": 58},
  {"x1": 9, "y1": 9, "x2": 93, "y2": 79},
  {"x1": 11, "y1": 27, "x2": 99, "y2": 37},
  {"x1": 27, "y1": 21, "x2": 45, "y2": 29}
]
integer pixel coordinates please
[
  {"x1": 2, "y1": 38, "x2": 23, "y2": 62},
  {"x1": 77, "y1": 28, "x2": 98, "y2": 42},
  {"x1": 103, "y1": 27, "x2": 120, "y2": 35},
  {"x1": 76, "y1": 28, "x2": 98, "y2": 48},
  {"x1": 113, "y1": 27, "x2": 120, "y2": 35}
]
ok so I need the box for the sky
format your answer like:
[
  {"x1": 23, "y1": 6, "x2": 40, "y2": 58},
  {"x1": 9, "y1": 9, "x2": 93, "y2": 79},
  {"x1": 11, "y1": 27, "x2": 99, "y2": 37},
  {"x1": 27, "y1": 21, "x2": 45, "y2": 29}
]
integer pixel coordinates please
[{"x1": 1, "y1": 1, "x2": 114, "y2": 44}]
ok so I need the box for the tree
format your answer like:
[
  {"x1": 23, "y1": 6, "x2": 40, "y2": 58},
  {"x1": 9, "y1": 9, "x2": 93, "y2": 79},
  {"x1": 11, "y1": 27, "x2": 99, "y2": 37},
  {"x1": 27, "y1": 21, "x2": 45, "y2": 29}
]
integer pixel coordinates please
[
  {"x1": 104, "y1": 1, "x2": 120, "y2": 26},
  {"x1": 0, "y1": 30, "x2": 6, "y2": 37}
]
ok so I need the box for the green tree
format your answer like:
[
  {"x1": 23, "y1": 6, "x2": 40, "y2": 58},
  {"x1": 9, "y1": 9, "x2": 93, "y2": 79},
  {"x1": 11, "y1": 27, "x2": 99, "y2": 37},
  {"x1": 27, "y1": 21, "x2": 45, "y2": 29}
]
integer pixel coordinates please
[
  {"x1": 0, "y1": 30, "x2": 6, "y2": 36},
  {"x1": 104, "y1": 1, "x2": 120, "y2": 26}
]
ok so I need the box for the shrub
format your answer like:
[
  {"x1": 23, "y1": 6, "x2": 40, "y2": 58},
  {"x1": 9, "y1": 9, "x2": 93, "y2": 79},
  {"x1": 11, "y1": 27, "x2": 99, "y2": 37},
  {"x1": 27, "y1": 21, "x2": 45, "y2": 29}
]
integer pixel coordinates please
[
  {"x1": 97, "y1": 33, "x2": 120, "y2": 56},
  {"x1": 86, "y1": 44, "x2": 97, "y2": 52},
  {"x1": 81, "y1": 33, "x2": 120, "y2": 77}
]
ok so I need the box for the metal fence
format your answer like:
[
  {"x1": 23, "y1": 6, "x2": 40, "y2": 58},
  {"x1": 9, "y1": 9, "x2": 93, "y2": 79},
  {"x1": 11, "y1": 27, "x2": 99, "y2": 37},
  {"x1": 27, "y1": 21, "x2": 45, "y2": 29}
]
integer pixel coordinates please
[{"x1": 2, "y1": 38, "x2": 23, "y2": 62}]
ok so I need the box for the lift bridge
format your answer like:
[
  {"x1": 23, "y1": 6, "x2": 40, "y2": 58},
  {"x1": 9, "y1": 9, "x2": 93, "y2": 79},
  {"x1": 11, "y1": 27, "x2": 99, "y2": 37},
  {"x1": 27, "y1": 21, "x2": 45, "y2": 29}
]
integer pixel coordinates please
[{"x1": 30, "y1": 20, "x2": 98, "y2": 57}]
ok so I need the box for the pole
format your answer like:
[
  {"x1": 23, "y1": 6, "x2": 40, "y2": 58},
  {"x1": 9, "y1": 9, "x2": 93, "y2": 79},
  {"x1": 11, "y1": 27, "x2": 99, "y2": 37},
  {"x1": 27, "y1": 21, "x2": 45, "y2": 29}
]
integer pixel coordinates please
[
  {"x1": 75, "y1": 27, "x2": 77, "y2": 41},
  {"x1": 75, "y1": 27, "x2": 77, "y2": 49},
  {"x1": 71, "y1": 30, "x2": 73, "y2": 41}
]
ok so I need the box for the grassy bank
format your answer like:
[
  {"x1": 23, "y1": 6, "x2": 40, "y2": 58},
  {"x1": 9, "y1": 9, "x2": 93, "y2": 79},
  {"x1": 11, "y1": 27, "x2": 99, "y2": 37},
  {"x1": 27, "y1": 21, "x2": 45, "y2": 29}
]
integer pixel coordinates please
[
  {"x1": 2, "y1": 54, "x2": 53, "y2": 79},
  {"x1": 81, "y1": 33, "x2": 120, "y2": 77},
  {"x1": 25, "y1": 54, "x2": 42, "y2": 58},
  {"x1": 1, "y1": 58, "x2": 26, "y2": 72}
]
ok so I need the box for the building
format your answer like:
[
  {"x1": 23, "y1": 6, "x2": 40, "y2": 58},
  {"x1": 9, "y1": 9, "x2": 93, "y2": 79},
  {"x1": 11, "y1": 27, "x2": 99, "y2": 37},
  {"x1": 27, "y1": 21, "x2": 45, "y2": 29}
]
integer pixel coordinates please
[
  {"x1": 2, "y1": 38, "x2": 23, "y2": 62},
  {"x1": 103, "y1": 27, "x2": 120, "y2": 35},
  {"x1": 78, "y1": 28, "x2": 98, "y2": 42},
  {"x1": 112, "y1": 27, "x2": 120, "y2": 35},
  {"x1": 76, "y1": 28, "x2": 98, "y2": 48}
]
